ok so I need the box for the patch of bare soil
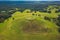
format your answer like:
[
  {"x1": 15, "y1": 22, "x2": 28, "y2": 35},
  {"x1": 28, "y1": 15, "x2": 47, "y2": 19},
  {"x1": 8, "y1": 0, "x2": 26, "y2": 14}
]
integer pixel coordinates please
[
  {"x1": 56, "y1": 34, "x2": 60, "y2": 40},
  {"x1": 22, "y1": 20, "x2": 49, "y2": 33}
]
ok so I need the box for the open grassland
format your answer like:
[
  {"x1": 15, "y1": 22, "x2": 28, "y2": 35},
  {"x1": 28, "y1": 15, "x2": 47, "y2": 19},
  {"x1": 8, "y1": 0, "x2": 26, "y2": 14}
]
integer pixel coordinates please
[{"x1": 0, "y1": 8, "x2": 60, "y2": 40}]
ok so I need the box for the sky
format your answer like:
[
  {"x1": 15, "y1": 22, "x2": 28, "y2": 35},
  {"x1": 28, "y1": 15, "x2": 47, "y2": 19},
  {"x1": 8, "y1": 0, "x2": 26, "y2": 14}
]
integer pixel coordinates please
[{"x1": 0, "y1": 0, "x2": 60, "y2": 1}]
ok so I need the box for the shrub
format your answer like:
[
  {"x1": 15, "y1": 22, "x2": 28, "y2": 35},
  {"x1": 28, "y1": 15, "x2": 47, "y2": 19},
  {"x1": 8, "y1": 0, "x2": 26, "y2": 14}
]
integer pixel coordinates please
[{"x1": 44, "y1": 16, "x2": 51, "y2": 21}]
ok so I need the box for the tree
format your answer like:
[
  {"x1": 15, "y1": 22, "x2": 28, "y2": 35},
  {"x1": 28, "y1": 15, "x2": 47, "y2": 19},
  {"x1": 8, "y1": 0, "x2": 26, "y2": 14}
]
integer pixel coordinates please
[
  {"x1": 45, "y1": 6, "x2": 59, "y2": 14},
  {"x1": 23, "y1": 9, "x2": 31, "y2": 13}
]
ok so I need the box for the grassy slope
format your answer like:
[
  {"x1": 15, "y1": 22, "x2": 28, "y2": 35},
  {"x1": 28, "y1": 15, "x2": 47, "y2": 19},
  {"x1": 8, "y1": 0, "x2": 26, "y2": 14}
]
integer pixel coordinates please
[{"x1": 0, "y1": 11, "x2": 59, "y2": 40}]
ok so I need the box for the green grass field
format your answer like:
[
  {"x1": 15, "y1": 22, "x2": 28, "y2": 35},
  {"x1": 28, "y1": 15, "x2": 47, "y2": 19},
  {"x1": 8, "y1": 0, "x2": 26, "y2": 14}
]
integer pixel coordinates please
[{"x1": 0, "y1": 9, "x2": 60, "y2": 40}]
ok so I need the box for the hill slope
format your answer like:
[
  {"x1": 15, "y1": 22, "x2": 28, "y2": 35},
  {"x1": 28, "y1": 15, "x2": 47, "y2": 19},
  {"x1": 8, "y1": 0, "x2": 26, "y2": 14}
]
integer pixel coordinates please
[{"x1": 0, "y1": 11, "x2": 59, "y2": 40}]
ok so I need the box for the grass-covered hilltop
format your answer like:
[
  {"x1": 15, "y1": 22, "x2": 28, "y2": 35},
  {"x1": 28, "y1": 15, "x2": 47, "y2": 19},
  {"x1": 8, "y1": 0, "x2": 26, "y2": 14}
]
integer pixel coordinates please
[{"x1": 0, "y1": 6, "x2": 60, "y2": 40}]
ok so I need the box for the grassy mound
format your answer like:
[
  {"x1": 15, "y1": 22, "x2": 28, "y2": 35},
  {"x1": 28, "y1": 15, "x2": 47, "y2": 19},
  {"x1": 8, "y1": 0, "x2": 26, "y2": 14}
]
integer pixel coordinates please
[{"x1": 0, "y1": 11, "x2": 59, "y2": 40}]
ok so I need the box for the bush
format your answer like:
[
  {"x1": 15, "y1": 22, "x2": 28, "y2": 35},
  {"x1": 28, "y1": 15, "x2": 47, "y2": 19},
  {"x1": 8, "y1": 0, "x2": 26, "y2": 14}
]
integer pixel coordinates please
[{"x1": 44, "y1": 16, "x2": 51, "y2": 21}]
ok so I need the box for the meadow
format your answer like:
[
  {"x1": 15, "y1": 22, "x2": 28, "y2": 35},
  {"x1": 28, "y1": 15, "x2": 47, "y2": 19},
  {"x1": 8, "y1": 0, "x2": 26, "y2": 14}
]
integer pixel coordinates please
[{"x1": 0, "y1": 5, "x2": 60, "y2": 40}]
